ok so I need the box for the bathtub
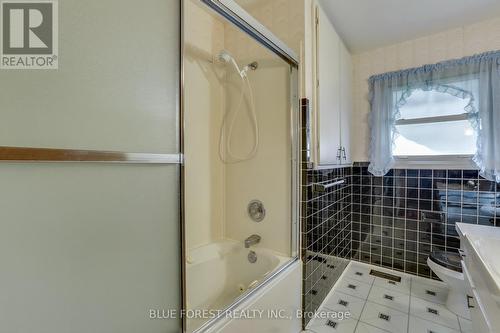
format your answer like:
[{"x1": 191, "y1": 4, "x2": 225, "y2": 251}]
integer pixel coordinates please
[{"x1": 186, "y1": 240, "x2": 291, "y2": 332}]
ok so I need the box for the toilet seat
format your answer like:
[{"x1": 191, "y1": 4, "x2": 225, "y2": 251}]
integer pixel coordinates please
[{"x1": 429, "y1": 250, "x2": 462, "y2": 273}]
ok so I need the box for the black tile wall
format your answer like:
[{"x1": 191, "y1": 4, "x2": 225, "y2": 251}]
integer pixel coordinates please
[
  {"x1": 302, "y1": 168, "x2": 352, "y2": 308},
  {"x1": 301, "y1": 98, "x2": 352, "y2": 326},
  {"x1": 350, "y1": 162, "x2": 500, "y2": 279}
]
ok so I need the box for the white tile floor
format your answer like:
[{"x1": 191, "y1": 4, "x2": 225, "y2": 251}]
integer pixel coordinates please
[{"x1": 305, "y1": 261, "x2": 472, "y2": 333}]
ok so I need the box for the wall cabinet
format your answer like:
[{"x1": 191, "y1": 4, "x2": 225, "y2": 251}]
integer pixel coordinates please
[
  {"x1": 312, "y1": 3, "x2": 352, "y2": 168},
  {"x1": 340, "y1": 42, "x2": 353, "y2": 165}
]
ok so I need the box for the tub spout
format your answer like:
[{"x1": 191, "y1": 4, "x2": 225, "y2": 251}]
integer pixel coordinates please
[{"x1": 244, "y1": 234, "x2": 261, "y2": 248}]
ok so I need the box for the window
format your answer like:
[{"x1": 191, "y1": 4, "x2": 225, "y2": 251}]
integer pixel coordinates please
[
  {"x1": 393, "y1": 86, "x2": 477, "y2": 157},
  {"x1": 368, "y1": 50, "x2": 500, "y2": 180}
]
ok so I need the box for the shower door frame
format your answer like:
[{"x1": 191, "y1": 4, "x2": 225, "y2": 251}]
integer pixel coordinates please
[{"x1": 181, "y1": 0, "x2": 301, "y2": 332}]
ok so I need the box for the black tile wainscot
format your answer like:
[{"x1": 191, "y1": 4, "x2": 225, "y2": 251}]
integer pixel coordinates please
[
  {"x1": 301, "y1": 99, "x2": 352, "y2": 326},
  {"x1": 302, "y1": 167, "x2": 352, "y2": 324},
  {"x1": 350, "y1": 162, "x2": 500, "y2": 279}
]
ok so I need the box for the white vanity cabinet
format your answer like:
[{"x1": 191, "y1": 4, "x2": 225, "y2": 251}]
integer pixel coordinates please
[
  {"x1": 461, "y1": 249, "x2": 493, "y2": 333},
  {"x1": 312, "y1": 3, "x2": 352, "y2": 168},
  {"x1": 457, "y1": 223, "x2": 500, "y2": 333}
]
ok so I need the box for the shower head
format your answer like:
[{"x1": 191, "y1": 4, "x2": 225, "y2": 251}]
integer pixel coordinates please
[
  {"x1": 216, "y1": 50, "x2": 258, "y2": 77},
  {"x1": 216, "y1": 50, "x2": 233, "y2": 64},
  {"x1": 216, "y1": 50, "x2": 259, "y2": 78},
  {"x1": 216, "y1": 50, "x2": 245, "y2": 78}
]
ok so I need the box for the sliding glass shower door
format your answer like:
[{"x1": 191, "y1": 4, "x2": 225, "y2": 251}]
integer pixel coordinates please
[
  {"x1": 0, "y1": 1, "x2": 181, "y2": 332},
  {"x1": 183, "y1": 0, "x2": 300, "y2": 331}
]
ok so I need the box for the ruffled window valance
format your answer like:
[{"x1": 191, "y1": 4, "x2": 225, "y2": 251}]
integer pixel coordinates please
[{"x1": 368, "y1": 50, "x2": 500, "y2": 182}]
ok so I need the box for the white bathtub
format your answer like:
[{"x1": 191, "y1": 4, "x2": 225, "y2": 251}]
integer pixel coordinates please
[{"x1": 186, "y1": 240, "x2": 291, "y2": 332}]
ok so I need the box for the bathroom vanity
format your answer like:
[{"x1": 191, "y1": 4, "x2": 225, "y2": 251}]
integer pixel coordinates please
[{"x1": 457, "y1": 223, "x2": 500, "y2": 333}]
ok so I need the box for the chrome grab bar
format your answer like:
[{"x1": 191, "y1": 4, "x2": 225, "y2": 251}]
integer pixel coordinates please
[{"x1": 313, "y1": 178, "x2": 345, "y2": 193}]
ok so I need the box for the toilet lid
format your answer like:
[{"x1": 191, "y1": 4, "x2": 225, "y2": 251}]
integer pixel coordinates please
[{"x1": 429, "y1": 250, "x2": 462, "y2": 273}]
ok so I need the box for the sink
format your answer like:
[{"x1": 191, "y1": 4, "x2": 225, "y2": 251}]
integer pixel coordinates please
[
  {"x1": 457, "y1": 223, "x2": 500, "y2": 300},
  {"x1": 466, "y1": 233, "x2": 500, "y2": 298},
  {"x1": 456, "y1": 222, "x2": 499, "y2": 238}
]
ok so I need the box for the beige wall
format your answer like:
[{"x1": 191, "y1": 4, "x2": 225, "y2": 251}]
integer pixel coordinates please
[
  {"x1": 223, "y1": 56, "x2": 292, "y2": 255},
  {"x1": 223, "y1": 22, "x2": 292, "y2": 256},
  {"x1": 352, "y1": 16, "x2": 500, "y2": 161},
  {"x1": 184, "y1": 0, "x2": 226, "y2": 250},
  {"x1": 234, "y1": 0, "x2": 310, "y2": 99},
  {"x1": 234, "y1": 0, "x2": 304, "y2": 56},
  {"x1": 222, "y1": 1, "x2": 304, "y2": 255}
]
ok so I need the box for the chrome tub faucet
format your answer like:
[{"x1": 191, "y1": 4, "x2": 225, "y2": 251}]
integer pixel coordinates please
[{"x1": 244, "y1": 234, "x2": 261, "y2": 248}]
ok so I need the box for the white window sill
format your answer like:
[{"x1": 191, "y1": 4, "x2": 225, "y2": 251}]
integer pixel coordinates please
[{"x1": 393, "y1": 155, "x2": 477, "y2": 170}]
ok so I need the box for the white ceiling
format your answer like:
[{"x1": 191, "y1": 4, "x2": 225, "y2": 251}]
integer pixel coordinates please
[{"x1": 318, "y1": 0, "x2": 500, "y2": 53}]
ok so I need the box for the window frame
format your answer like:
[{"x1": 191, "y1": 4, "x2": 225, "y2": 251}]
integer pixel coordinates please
[
  {"x1": 395, "y1": 112, "x2": 469, "y2": 126},
  {"x1": 393, "y1": 154, "x2": 476, "y2": 170}
]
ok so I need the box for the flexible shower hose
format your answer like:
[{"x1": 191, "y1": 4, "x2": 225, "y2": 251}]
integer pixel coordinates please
[{"x1": 218, "y1": 59, "x2": 259, "y2": 163}]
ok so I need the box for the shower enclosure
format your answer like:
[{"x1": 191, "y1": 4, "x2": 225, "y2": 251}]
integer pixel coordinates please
[{"x1": 183, "y1": 0, "x2": 300, "y2": 331}]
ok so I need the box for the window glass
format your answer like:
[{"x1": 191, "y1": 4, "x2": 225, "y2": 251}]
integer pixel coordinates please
[
  {"x1": 394, "y1": 86, "x2": 477, "y2": 156},
  {"x1": 394, "y1": 120, "x2": 476, "y2": 156},
  {"x1": 398, "y1": 90, "x2": 469, "y2": 120}
]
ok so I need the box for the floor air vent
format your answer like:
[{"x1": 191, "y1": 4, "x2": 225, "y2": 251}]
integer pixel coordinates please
[{"x1": 369, "y1": 269, "x2": 401, "y2": 282}]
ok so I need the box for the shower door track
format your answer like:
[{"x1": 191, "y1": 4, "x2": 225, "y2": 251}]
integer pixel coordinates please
[{"x1": 200, "y1": 0, "x2": 299, "y2": 67}]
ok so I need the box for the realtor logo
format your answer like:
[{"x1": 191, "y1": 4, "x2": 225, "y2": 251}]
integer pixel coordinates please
[{"x1": 1, "y1": 0, "x2": 58, "y2": 69}]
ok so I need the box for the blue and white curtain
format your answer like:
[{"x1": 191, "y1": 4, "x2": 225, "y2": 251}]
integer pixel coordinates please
[{"x1": 368, "y1": 50, "x2": 500, "y2": 182}]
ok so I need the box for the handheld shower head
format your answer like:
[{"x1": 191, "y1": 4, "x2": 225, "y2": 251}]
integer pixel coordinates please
[
  {"x1": 216, "y1": 50, "x2": 247, "y2": 78},
  {"x1": 217, "y1": 50, "x2": 232, "y2": 64},
  {"x1": 216, "y1": 51, "x2": 259, "y2": 164}
]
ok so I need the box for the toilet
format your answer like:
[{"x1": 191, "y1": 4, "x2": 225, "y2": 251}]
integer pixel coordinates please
[{"x1": 427, "y1": 250, "x2": 470, "y2": 319}]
